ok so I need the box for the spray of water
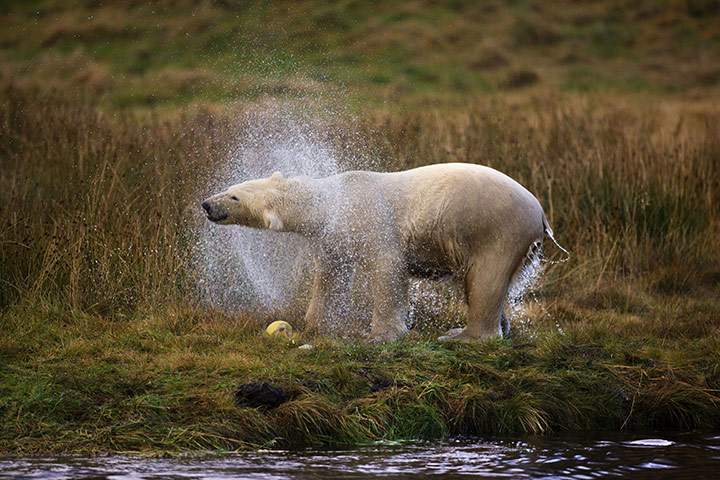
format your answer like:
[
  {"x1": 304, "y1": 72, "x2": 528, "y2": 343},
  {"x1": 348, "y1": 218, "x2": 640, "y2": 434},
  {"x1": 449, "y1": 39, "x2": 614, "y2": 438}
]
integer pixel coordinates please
[
  {"x1": 196, "y1": 112, "x2": 321, "y2": 313},
  {"x1": 189, "y1": 97, "x2": 552, "y2": 336},
  {"x1": 191, "y1": 100, "x2": 372, "y2": 317},
  {"x1": 506, "y1": 244, "x2": 556, "y2": 337}
]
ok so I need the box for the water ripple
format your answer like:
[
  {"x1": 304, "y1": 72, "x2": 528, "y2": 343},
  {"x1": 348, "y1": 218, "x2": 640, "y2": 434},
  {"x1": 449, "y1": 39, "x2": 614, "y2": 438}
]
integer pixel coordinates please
[{"x1": 2, "y1": 433, "x2": 719, "y2": 480}]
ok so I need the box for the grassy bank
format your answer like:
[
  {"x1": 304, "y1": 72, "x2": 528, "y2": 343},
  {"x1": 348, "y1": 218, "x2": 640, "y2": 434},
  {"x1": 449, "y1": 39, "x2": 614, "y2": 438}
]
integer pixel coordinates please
[
  {"x1": 1, "y1": 88, "x2": 719, "y2": 453},
  {"x1": 1, "y1": 0, "x2": 720, "y2": 455},
  {"x1": 2, "y1": 303, "x2": 719, "y2": 454}
]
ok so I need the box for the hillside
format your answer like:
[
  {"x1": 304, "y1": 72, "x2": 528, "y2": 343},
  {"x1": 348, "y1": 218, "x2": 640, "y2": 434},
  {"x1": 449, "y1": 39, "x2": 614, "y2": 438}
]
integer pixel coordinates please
[{"x1": 1, "y1": 0, "x2": 719, "y2": 111}]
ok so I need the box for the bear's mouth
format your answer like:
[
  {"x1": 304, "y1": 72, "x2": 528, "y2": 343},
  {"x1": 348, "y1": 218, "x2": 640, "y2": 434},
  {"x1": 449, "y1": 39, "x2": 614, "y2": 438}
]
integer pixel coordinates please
[{"x1": 207, "y1": 212, "x2": 228, "y2": 222}]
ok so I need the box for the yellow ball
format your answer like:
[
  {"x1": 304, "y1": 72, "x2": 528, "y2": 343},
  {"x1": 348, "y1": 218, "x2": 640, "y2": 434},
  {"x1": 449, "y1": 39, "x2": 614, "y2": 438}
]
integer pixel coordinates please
[{"x1": 266, "y1": 320, "x2": 293, "y2": 338}]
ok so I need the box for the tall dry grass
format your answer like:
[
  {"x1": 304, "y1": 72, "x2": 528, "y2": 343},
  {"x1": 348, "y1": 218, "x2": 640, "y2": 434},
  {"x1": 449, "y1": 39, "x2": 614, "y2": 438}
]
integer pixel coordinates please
[
  {"x1": 1, "y1": 87, "x2": 718, "y2": 319},
  {"x1": 0, "y1": 88, "x2": 231, "y2": 312},
  {"x1": 367, "y1": 96, "x2": 719, "y2": 274}
]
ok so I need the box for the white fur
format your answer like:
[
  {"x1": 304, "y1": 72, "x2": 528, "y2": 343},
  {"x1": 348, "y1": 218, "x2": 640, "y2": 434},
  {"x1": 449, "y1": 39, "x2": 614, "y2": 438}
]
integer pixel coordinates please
[{"x1": 202, "y1": 163, "x2": 552, "y2": 342}]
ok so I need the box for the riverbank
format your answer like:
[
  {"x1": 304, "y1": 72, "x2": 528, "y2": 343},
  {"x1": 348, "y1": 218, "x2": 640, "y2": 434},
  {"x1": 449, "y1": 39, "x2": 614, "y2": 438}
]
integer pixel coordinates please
[
  {"x1": 2, "y1": 291, "x2": 718, "y2": 454},
  {"x1": 2, "y1": 0, "x2": 719, "y2": 451}
]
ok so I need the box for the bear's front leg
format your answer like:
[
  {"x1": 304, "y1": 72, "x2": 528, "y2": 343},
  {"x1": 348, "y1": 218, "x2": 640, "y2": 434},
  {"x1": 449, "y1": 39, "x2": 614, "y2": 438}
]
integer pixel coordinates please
[
  {"x1": 368, "y1": 254, "x2": 409, "y2": 342},
  {"x1": 304, "y1": 254, "x2": 354, "y2": 335}
]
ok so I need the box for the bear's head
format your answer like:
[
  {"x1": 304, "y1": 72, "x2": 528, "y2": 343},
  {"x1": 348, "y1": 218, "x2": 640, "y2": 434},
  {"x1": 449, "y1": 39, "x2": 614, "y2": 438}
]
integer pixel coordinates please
[{"x1": 201, "y1": 171, "x2": 285, "y2": 230}]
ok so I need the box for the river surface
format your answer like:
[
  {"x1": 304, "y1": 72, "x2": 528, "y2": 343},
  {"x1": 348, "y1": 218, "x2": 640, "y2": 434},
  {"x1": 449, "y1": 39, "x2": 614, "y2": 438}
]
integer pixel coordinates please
[{"x1": 2, "y1": 432, "x2": 719, "y2": 479}]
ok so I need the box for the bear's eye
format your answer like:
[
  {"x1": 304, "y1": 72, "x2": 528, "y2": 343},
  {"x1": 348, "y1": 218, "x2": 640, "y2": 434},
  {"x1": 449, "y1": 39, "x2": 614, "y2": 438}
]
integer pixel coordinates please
[{"x1": 231, "y1": 196, "x2": 239, "y2": 201}]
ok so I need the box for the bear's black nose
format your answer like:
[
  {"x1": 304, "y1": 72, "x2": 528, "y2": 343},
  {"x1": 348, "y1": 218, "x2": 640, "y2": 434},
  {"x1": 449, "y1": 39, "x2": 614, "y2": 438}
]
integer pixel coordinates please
[{"x1": 201, "y1": 199, "x2": 228, "y2": 222}]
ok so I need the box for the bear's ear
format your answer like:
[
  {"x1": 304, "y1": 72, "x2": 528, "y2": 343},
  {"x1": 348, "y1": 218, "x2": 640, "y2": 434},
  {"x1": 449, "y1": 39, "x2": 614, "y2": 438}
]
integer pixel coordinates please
[
  {"x1": 263, "y1": 208, "x2": 284, "y2": 231},
  {"x1": 269, "y1": 171, "x2": 283, "y2": 183}
]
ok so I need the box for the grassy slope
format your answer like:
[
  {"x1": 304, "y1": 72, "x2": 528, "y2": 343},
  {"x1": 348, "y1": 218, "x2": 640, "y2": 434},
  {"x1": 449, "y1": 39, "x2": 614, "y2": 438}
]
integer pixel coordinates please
[
  {"x1": 1, "y1": 0, "x2": 720, "y2": 454},
  {"x1": 1, "y1": 0, "x2": 719, "y2": 111}
]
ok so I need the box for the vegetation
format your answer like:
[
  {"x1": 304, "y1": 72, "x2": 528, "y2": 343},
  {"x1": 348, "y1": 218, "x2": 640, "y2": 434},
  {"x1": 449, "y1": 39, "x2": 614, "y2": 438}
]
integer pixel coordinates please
[
  {"x1": 3, "y1": 303, "x2": 719, "y2": 454},
  {"x1": 1, "y1": 0, "x2": 719, "y2": 454},
  {"x1": 2, "y1": 0, "x2": 719, "y2": 111}
]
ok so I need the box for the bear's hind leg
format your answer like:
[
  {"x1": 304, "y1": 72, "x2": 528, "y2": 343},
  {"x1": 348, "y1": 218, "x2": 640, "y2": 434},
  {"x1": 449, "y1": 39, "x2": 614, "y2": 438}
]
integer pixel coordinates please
[
  {"x1": 500, "y1": 310, "x2": 510, "y2": 337},
  {"x1": 441, "y1": 252, "x2": 515, "y2": 342}
]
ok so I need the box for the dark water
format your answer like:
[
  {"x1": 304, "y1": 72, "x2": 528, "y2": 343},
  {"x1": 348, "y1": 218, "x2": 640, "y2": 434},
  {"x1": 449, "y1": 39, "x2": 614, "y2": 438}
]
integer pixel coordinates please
[{"x1": 2, "y1": 432, "x2": 720, "y2": 479}]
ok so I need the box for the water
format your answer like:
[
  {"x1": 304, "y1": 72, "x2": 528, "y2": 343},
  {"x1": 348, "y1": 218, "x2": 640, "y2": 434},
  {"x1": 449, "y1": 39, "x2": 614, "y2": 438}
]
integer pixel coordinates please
[
  {"x1": 192, "y1": 103, "x2": 345, "y2": 314},
  {"x1": 506, "y1": 243, "x2": 546, "y2": 336},
  {"x1": 3, "y1": 433, "x2": 719, "y2": 479},
  {"x1": 192, "y1": 101, "x2": 385, "y2": 317}
]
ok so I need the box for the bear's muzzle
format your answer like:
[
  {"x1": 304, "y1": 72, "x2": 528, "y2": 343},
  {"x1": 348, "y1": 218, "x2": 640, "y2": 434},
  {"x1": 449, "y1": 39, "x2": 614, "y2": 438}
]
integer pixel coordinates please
[{"x1": 201, "y1": 199, "x2": 228, "y2": 223}]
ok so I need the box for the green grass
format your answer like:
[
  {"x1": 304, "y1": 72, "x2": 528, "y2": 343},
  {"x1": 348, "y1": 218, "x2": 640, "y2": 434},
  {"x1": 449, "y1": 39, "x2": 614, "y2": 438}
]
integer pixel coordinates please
[
  {"x1": 1, "y1": 1, "x2": 719, "y2": 111},
  {"x1": 1, "y1": 0, "x2": 719, "y2": 454},
  {"x1": 1, "y1": 301, "x2": 718, "y2": 454}
]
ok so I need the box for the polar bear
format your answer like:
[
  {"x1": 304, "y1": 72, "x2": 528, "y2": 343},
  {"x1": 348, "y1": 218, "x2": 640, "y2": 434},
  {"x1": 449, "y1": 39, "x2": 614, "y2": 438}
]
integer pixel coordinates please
[{"x1": 201, "y1": 163, "x2": 564, "y2": 342}]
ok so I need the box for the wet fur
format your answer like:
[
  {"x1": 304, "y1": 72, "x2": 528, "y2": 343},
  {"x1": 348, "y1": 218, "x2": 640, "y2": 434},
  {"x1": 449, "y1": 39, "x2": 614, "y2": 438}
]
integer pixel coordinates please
[{"x1": 202, "y1": 163, "x2": 553, "y2": 342}]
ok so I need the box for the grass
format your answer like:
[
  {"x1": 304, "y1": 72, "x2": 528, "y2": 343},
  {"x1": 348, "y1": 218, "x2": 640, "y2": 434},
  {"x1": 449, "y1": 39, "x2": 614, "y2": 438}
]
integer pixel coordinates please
[
  {"x1": 2, "y1": 88, "x2": 718, "y2": 316},
  {"x1": 1, "y1": 1, "x2": 719, "y2": 111},
  {"x1": 1, "y1": 85, "x2": 719, "y2": 454},
  {"x1": 0, "y1": 0, "x2": 719, "y2": 454},
  {"x1": 1, "y1": 303, "x2": 718, "y2": 454}
]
